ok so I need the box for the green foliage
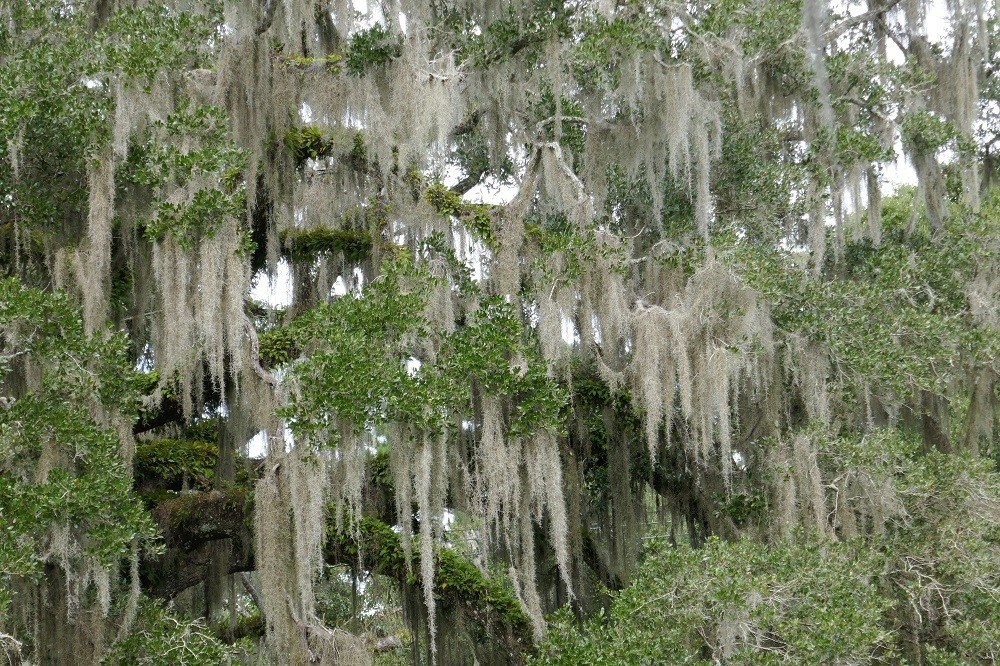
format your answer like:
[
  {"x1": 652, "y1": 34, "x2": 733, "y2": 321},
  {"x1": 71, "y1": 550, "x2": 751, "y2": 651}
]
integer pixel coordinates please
[
  {"x1": 344, "y1": 25, "x2": 402, "y2": 76},
  {"x1": 284, "y1": 125, "x2": 338, "y2": 166},
  {"x1": 330, "y1": 517, "x2": 531, "y2": 634},
  {"x1": 534, "y1": 536, "x2": 893, "y2": 664},
  {"x1": 832, "y1": 126, "x2": 895, "y2": 166},
  {"x1": 457, "y1": 0, "x2": 573, "y2": 67},
  {"x1": 103, "y1": 598, "x2": 233, "y2": 664},
  {"x1": 179, "y1": 417, "x2": 221, "y2": 445},
  {"x1": 258, "y1": 325, "x2": 299, "y2": 368},
  {"x1": 435, "y1": 547, "x2": 532, "y2": 634},
  {"x1": 712, "y1": 113, "x2": 805, "y2": 236},
  {"x1": 145, "y1": 188, "x2": 242, "y2": 247},
  {"x1": 901, "y1": 109, "x2": 974, "y2": 158},
  {"x1": 568, "y1": 9, "x2": 662, "y2": 91},
  {"x1": 131, "y1": 102, "x2": 247, "y2": 247},
  {"x1": 0, "y1": 279, "x2": 155, "y2": 615},
  {"x1": 716, "y1": 490, "x2": 768, "y2": 527},
  {"x1": 730, "y1": 194, "x2": 999, "y2": 398},
  {"x1": 438, "y1": 296, "x2": 567, "y2": 436},
  {"x1": 692, "y1": 0, "x2": 807, "y2": 88},
  {"x1": 540, "y1": 420, "x2": 1000, "y2": 664},
  {"x1": 210, "y1": 609, "x2": 265, "y2": 645},
  {"x1": 280, "y1": 226, "x2": 373, "y2": 262},
  {"x1": 524, "y1": 211, "x2": 597, "y2": 281},
  {"x1": 424, "y1": 182, "x2": 494, "y2": 245},
  {"x1": 0, "y1": 0, "x2": 216, "y2": 236},
  {"x1": 3, "y1": 0, "x2": 998, "y2": 661},
  {"x1": 283, "y1": 255, "x2": 566, "y2": 438},
  {"x1": 134, "y1": 439, "x2": 218, "y2": 491},
  {"x1": 332, "y1": 517, "x2": 408, "y2": 573},
  {"x1": 280, "y1": 255, "x2": 430, "y2": 434},
  {"x1": 349, "y1": 132, "x2": 369, "y2": 170},
  {"x1": 278, "y1": 52, "x2": 343, "y2": 74},
  {"x1": 0, "y1": 6, "x2": 104, "y2": 233},
  {"x1": 822, "y1": 430, "x2": 1000, "y2": 662},
  {"x1": 101, "y1": 5, "x2": 217, "y2": 81}
]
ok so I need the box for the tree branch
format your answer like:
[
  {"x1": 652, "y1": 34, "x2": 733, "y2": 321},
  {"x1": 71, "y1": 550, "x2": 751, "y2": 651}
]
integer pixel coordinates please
[
  {"x1": 143, "y1": 490, "x2": 534, "y2": 660},
  {"x1": 828, "y1": 0, "x2": 905, "y2": 37},
  {"x1": 256, "y1": 0, "x2": 279, "y2": 35}
]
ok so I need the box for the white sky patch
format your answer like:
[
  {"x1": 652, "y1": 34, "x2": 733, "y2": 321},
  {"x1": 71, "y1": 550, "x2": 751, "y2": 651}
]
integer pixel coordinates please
[
  {"x1": 246, "y1": 428, "x2": 295, "y2": 458},
  {"x1": 247, "y1": 430, "x2": 268, "y2": 459},
  {"x1": 247, "y1": 430, "x2": 280, "y2": 460},
  {"x1": 440, "y1": 163, "x2": 520, "y2": 206},
  {"x1": 883, "y1": 135, "x2": 919, "y2": 195},
  {"x1": 351, "y1": 0, "x2": 384, "y2": 30},
  {"x1": 733, "y1": 450, "x2": 747, "y2": 471},
  {"x1": 332, "y1": 274, "x2": 348, "y2": 297},
  {"x1": 251, "y1": 259, "x2": 293, "y2": 308},
  {"x1": 562, "y1": 313, "x2": 579, "y2": 345},
  {"x1": 411, "y1": 508, "x2": 456, "y2": 532},
  {"x1": 462, "y1": 176, "x2": 519, "y2": 206}
]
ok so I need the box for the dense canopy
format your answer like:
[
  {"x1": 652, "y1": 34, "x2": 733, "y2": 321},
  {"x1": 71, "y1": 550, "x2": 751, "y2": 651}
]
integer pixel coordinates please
[{"x1": 0, "y1": 0, "x2": 998, "y2": 663}]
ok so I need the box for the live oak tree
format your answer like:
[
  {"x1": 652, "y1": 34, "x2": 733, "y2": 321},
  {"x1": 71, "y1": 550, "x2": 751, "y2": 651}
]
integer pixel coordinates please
[{"x1": 0, "y1": 0, "x2": 998, "y2": 664}]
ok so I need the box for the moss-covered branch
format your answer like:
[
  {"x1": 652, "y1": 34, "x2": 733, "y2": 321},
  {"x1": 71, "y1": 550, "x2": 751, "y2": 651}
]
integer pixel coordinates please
[
  {"x1": 152, "y1": 489, "x2": 253, "y2": 548},
  {"x1": 424, "y1": 182, "x2": 495, "y2": 243},
  {"x1": 142, "y1": 490, "x2": 534, "y2": 659},
  {"x1": 143, "y1": 489, "x2": 254, "y2": 599},
  {"x1": 326, "y1": 517, "x2": 534, "y2": 662}
]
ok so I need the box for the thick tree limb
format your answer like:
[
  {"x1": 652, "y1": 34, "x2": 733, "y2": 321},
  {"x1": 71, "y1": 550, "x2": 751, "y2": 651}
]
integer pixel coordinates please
[
  {"x1": 143, "y1": 490, "x2": 255, "y2": 599},
  {"x1": 256, "y1": 0, "x2": 279, "y2": 35},
  {"x1": 452, "y1": 164, "x2": 490, "y2": 196},
  {"x1": 133, "y1": 395, "x2": 184, "y2": 435},
  {"x1": 828, "y1": 0, "x2": 905, "y2": 37},
  {"x1": 452, "y1": 110, "x2": 485, "y2": 138},
  {"x1": 581, "y1": 529, "x2": 626, "y2": 591},
  {"x1": 143, "y1": 490, "x2": 534, "y2": 660},
  {"x1": 326, "y1": 517, "x2": 533, "y2": 662}
]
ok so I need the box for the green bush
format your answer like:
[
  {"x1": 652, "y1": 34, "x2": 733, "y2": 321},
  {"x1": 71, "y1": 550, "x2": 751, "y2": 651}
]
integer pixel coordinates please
[
  {"x1": 134, "y1": 439, "x2": 218, "y2": 491},
  {"x1": 534, "y1": 536, "x2": 893, "y2": 664}
]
